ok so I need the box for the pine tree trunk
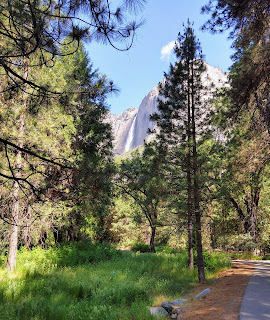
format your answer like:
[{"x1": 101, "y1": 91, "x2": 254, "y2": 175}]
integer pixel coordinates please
[
  {"x1": 6, "y1": 61, "x2": 29, "y2": 271},
  {"x1": 187, "y1": 175, "x2": 194, "y2": 270},
  {"x1": 187, "y1": 169, "x2": 194, "y2": 269},
  {"x1": 6, "y1": 115, "x2": 25, "y2": 271},
  {"x1": 150, "y1": 226, "x2": 156, "y2": 253},
  {"x1": 191, "y1": 60, "x2": 205, "y2": 283},
  {"x1": 187, "y1": 63, "x2": 194, "y2": 269},
  {"x1": 5, "y1": 209, "x2": 19, "y2": 271}
]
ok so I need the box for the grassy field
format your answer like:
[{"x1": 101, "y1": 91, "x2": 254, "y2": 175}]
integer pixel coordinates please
[{"x1": 0, "y1": 243, "x2": 231, "y2": 320}]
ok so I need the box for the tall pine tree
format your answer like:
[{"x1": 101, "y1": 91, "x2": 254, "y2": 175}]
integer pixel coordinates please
[{"x1": 151, "y1": 21, "x2": 206, "y2": 282}]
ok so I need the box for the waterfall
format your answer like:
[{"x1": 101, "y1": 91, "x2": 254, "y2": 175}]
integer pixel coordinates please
[{"x1": 124, "y1": 114, "x2": 137, "y2": 153}]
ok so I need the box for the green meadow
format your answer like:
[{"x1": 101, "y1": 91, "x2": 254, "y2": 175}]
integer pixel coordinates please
[{"x1": 0, "y1": 243, "x2": 231, "y2": 320}]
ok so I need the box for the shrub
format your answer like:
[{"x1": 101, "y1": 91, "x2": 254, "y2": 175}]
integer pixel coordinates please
[
  {"x1": 155, "y1": 245, "x2": 184, "y2": 254},
  {"x1": 15, "y1": 241, "x2": 122, "y2": 273},
  {"x1": 194, "y1": 251, "x2": 231, "y2": 273},
  {"x1": 131, "y1": 241, "x2": 151, "y2": 253}
]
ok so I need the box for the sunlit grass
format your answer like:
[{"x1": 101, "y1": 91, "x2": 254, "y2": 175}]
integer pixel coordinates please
[{"x1": 0, "y1": 244, "x2": 231, "y2": 320}]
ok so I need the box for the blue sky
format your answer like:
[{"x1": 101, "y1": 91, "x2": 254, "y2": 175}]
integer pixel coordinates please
[{"x1": 85, "y1": 0, "x2": 234, "y2": 115}]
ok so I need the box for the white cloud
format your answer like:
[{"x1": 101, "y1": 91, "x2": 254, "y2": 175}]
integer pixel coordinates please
[{"x1": 160, "y1": 41, "x2": 175, "y2": 61}]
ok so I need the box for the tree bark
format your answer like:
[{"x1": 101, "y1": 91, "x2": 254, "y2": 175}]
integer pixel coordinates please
[
  {"x1": 38, "y1": 228, "x2": 48, "y2": 249},
  {"x1": 191, "y1": 60, "x2": 205, "y2": 283},
  {"x1": 187, "y1": 177, "x2": 194, "y2": 269},
  {"x1": 230, "y1": 196, "x2": 249, "y2": 233},
  {"x1": 6, "y1": 214, "x2": 19, "y2": 271},
  {"x1": 150, "y1": 226, "x2": 156, "y2": 253},
  {"x1": 6, "y1": 115, "x2": 25, "y2": 271},
  {"x1": 230, "y1": 188, "x2": 261, "y2": 243},
  {"x1": 245, "y1": 188, "x2": 260, "y2": 243},
  {"x1": 187, "y1": 60, "x2": 194, "y2": 269},
  {"x1": 6, "y1": 60, "x2": 29, "y2": 271},
  {"x1": 53, "y1": 227, "x2": 63, "y2": 244}
]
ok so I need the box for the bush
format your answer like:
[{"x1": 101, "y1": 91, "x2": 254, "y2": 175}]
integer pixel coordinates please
[
  {"x1": 155, "y1": 245, "x2": 184, "y2": 254},
  {"x1": 131, "y1": 241, "x2": 151, "y2": 253},
  {"x1": 15, "y1": 241, "x2": 122, "y2": 273},
  {"x1": 0, "y1": 254, "x2": 6, "y2": 267},
  {"x1": 194, "y1": 251, "x2": 231, "y2": 273}
]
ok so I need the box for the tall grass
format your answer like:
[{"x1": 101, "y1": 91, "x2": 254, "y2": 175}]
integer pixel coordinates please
[{"x1": 0, "y1": 243, "x2": 231, "y2": 320}]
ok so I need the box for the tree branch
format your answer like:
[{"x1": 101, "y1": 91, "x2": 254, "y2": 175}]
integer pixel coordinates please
[{"x1": 0, "y1": 137, "x2": 74, "y2": 170}]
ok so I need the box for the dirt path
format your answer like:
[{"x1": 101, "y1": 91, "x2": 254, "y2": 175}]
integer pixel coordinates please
[{"x1": 181, "y1": 262, "x2": 254, "y2": 320}]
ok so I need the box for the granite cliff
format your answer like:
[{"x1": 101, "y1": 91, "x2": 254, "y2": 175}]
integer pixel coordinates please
[{"x1": 107, "y1": 63, "x2": 228, "y2": 155}]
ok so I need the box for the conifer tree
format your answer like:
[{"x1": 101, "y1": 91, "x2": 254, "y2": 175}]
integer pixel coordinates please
[
  {"x1": 202, "y1": 0, "x2": 270, "y2": 132},
  {"x1": 0, "y1": 0, "x2": 145, "y2": 93},
  {"x1": 151, "y1": 21, "x2": 206, "y2": 282},
  {"x1": 1, "y1": 43, "x2": 114, "y2": 270},
  {"x1": 0, "y1": 0, "x2": 145, "y2": 191}
]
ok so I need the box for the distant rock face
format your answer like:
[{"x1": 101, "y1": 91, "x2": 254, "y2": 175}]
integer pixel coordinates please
[
  {"x1": 107, "y1": 84, "x2": 160, "y2": 155},
  {"x1": 132, "y1": 84, "x2": 160, "y2": 149},
  {"x1": 106, "y1": 107, "x2": 138, "y2": 155},
  {"x1": 107, "y1": 63, "x2": 228, "y2": 154}
]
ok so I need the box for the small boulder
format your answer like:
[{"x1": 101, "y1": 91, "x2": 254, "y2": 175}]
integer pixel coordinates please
[
  {"x1": 161, "y1": 301, "x2": 175, "y2": 312},
  {"x1": 194, "y1": 288, "x2": 211, "y2": 300},
  {"x1": 171, "y1": 308, "x2": 183, "y2": 320},
  {"x1": 174, "y1": 308, "x2": 182, "y2": 314},
  {"x1": 149, "y1": 307, "x2": 169, "y2": 317},
  {"x1": 170, "y1": 299, "x2": 187, "y2": 306}
]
